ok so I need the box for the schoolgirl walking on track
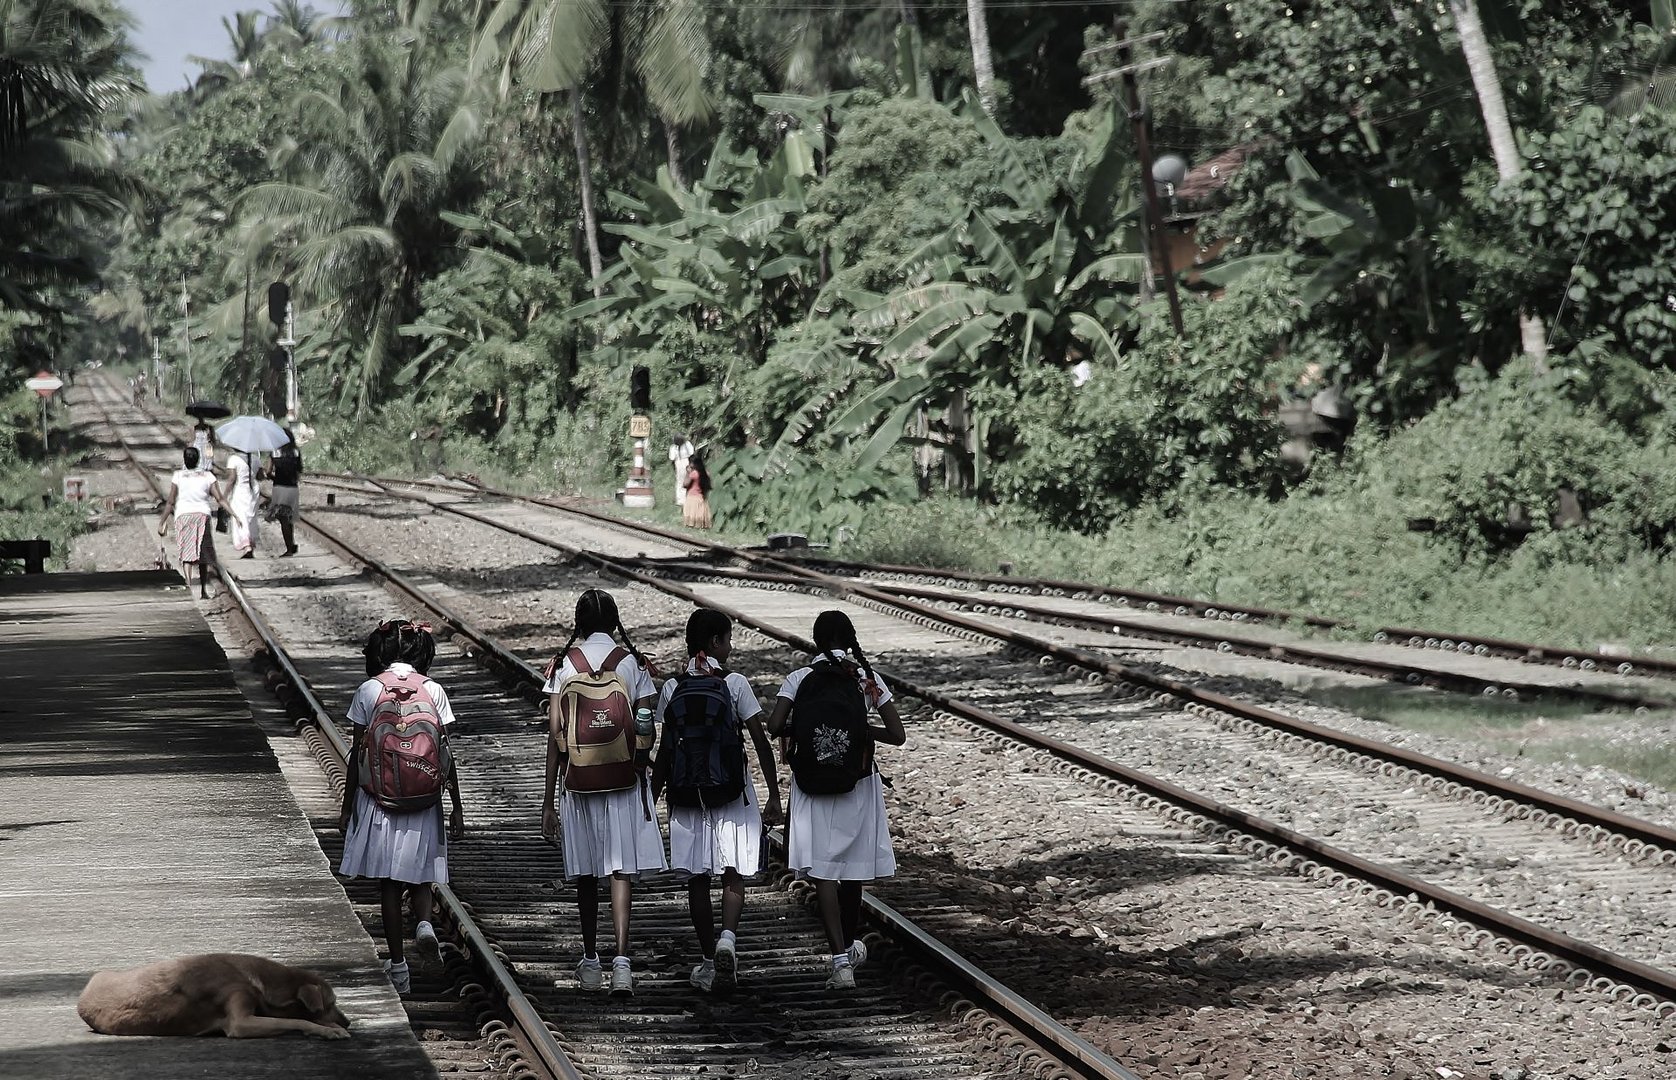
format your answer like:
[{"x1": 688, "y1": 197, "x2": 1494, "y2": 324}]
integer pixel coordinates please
[
  {"x1": 766, "y1": 610, "x2": 907, "y2": 990},
  {"x1": 338, "y1": 620, "x2": 466, "y2": 996},
  {"x1": 541, "y1": 589, "x2": 666, "y2": 996},
  {"x1": 156, "y1": 446, "x2": 231, "y2": 599},
  {"x1": 651, "y1": 608, "x2": 782, "y2": 992}
]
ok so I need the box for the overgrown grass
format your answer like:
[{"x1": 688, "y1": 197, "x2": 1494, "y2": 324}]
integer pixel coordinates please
[
  {"x1": 807, "y1": 493, "x2": 1676, "y2": 654},
  {"x1": 0, "y1": 452, "x2": 95, "y2": 574}
]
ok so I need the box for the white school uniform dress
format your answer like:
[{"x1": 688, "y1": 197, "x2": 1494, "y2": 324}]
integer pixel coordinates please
[
  {"x1": 543, "y1": 633, "x2": 668, "y2": 880},
  {"x1": 778, "y1": 650, "x2": 897, "y2": 882},
  {"x1": 661, "y1": 658, "x2": 765, "y2": 878},
  {"x1": 339, "y1": 663, "x2": 454, "y2": 885}
]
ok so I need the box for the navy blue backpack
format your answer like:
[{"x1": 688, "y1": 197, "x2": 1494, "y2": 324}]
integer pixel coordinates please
[{"x1": 664, "y1": 670, "x2": 747, "y2": 808}]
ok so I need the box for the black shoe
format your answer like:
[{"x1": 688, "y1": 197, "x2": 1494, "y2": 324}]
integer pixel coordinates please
[
  {"x1": 281, "y1": 547, "x2": 298, "y2": 557},
  {"x1": 239, "y1": 552, "x2": 254, "y2": 560}
]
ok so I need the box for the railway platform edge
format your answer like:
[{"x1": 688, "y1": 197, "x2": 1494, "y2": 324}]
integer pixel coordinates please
[{"x1": 0, "y1": 570, "x2": 435, "y2": 1079}]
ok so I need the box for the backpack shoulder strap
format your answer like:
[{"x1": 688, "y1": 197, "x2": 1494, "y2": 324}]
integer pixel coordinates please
[
  {"x1": 600, "y1": 646, "x2": 630, "y2": 673},
  {"x1": 566, "y1": 647, "x2": 594, "y2": 677}
]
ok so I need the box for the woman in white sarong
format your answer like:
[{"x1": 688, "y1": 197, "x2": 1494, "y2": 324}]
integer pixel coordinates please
[{"x1": 223, "y1": 451, "x2": 260, "y2": 558}]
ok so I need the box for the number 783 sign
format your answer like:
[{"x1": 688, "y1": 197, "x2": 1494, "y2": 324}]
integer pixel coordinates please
[{"x1": 628, "y1": 414, "x2": 651, "y2": 439}]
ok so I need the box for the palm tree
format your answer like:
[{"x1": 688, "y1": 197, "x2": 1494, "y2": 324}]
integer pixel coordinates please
[
  {"x1": 0, "y1": 0, "x2": 138, "y2": 316},
  {"x1": 237, "y1": 36, "x2": 485, "y2": 409},
  {"x1": 264, "y1": 0, "x2": 326, "y2": 50},
  {"x1": 188, "y1": 10, "x2": 264, "y2": 95},
  {"x1": 474, "y1": 0, "x2": 712, "y2": 288},
  {"x1": 965, "y1": 0, "x2": 995, "y2": 116},
  {"x1": 1448, "y1": 0, "x2": 1547, "y2": 363}
]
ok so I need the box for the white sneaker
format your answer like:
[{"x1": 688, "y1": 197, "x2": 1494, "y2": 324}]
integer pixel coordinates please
[
  {"x1": 574, "y1": 956, "x2": 603, "y2": 992},
  {"x1": 690, "y1": 960, "x2": 715, "y2": 992},
  {"x1": 610, "y1": 961, "x2": 634, "y2": 997},
  {"x1": 825, "y1": 962, "x2": 855, "y2": 991},
  {"x1": 847, "y1": 938, "x2": 868, "y2": 970},
  {"x1": 714, "y1": 936, "x2": 737, "y2": 984},
  {"x1": 414, "y1": 921, "x2": 442, "y2": 966},
  {"x1": 384, "y1": 959, "x2": 411, "y2": 995}
]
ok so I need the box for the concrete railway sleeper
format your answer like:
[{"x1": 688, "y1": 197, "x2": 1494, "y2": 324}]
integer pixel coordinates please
[{"x1": 291, "y1": 474, "x2": 1676, "y2": 1011}]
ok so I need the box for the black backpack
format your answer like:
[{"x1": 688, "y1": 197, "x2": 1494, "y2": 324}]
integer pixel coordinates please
[
  {"x1": 788, "y1": 659, "x2": 874, "y2": 795},
  {"x1": 664, "y1": 670, "x2": 747, "y2": 807}
]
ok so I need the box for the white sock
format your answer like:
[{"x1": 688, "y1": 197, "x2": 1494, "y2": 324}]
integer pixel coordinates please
[
  {"x1": 719, "y1": 930, "x2": 736, "y2": 946},
  {"x1": 613, "y1": 955, "x2": 631, "y2": 968},
  {"x1": 581, "y1": 953, "x2": 599, "y2": 964},
  {"x1": 831, "y1": 954, "x2": 851, "y2": 969},
  {"x1": 416, "y1": 920, "x2": 434, "y2": 936},
  {"x1": 389, "y1": 959, "x2": 408, "y2": 970}
]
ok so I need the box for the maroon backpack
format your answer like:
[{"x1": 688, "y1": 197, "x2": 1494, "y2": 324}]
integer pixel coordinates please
[{"x1": 360, "y1": 671, "x2": 451, "y2": 812}]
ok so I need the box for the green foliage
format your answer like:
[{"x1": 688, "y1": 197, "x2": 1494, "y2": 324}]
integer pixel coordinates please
[
  {"x1": 0, "y1": 0, "x2": 140, "y2": 365},
  {"x1": 833, "y1": 495, "x2": 1010, "y2": 569},
  {"x1": 1496, "y1": 106, "x2": 1676, "y2": 369},
  {"x1": 988, "y1": 268, "x2": 1297, "y2": 532},
  {"x1": 801, "y1": 95, "x2": 1001, "y2": 294}
]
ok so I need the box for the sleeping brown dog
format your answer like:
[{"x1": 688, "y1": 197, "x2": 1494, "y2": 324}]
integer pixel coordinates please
[{"x1": 77, "y1": 953, "x2": 351, "y2": 1039}]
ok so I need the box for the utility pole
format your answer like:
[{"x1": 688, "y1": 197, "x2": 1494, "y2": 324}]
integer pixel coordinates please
[{"x1": 1083, "y1": 23, "x2": 1185, "y2": 338}]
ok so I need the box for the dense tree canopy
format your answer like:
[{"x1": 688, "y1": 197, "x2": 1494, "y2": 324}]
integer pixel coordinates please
[{"x1": 7, "y1": 0, "x2": 1676, "y2": 557}]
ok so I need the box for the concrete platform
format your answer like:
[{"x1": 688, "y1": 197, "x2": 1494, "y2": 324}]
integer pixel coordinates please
[{"x1": 0, "y1": 571, "x2": 434, "y2": 1078}]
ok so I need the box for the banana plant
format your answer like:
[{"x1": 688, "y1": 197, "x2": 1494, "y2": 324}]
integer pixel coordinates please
[
  {"x1": 563, "y1": 131, "x2": 821, "y2": 428},
  {"x1": 829, "y1": 96, "x2": 1148, "y2": 479}
]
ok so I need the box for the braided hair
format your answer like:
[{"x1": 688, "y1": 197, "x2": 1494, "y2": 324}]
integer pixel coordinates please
[
  {"x1": 811, "y1": 609, "x2": 875, "y2": 684},
  {"x1": 363, "y1": 619, "x2": 438, "y2": 677},
  {"x1": 549, "y1": 588, "x2": 648, "y2": 674},
  {"x1": 685, "y1": 607, "x2": 732, "y2": 671}
]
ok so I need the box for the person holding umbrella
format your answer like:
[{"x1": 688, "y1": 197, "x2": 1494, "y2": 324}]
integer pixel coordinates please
[{"x1": 215, "y1": 416, "x2": 291, "y2": 559}]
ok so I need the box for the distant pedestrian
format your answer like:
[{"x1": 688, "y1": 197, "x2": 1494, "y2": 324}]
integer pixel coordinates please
[
  {"x1": 157, "y1": 446, "x2": 231, "y2": 599},
  {"x1": 190, "y1": 421, "x2": 216, "y2": 471},
  {"x1": 264, "y1": 429, "x2": 302, "y2": 556},
  {"x1": 223, "y1": 451, "x2": 260, "y2": 559},
  {"x1": 682, "y1": 452, "x2": 712, "y2": 530},
  {"x1": 669, "y1": 435, "x2": 694, "y2": 507},
  {"x1": 766, "y1": 610, "x2": 906, "y2": 991},
  {"x1": 338, "y1": 619, "x2": 466, "y2": 997},
  {"x1": 652, "y1": 608, "x2": 782, "y2": 992},
  {"x1": 541, "y1": 589, "x2": 665, "y2": 997}
]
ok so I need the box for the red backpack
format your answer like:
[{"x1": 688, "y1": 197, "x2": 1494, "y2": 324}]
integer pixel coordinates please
[
  {"x1": 361, "y1": 670, "x2": 451, "y2": 813},
  {"x1": 554, "y1": 647, "x2": 640, "y2": 793}
]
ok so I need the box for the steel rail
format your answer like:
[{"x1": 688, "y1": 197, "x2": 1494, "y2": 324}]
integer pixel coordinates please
[
  {"x1": 334, "y1": 480, "x2": 1676, "y2": 1005},
  {"x1": 302, "y1": 490, "x2": 1141, "y2": 1080},
  {"x1": 80, "y1": 384, "x2": 585, "y2": 1080},
  {"x1": 433, "y1": 475, "x2": 1675, "y2": 683},
  {"x1": 404, "y1": 477, "x2": 1676, "y2": 857},
  {"x1": 606, "y1": 558, "x2": 1670, "y2": 710}
]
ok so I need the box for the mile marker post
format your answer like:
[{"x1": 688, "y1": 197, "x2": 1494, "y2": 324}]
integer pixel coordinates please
[{"x1": 622, "y1": 364, "x2": 655, "y2": 508}]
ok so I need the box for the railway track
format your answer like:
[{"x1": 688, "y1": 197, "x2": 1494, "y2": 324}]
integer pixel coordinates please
[
  {"x1": 775, "y1": 553, "x2": 1676, "y2": 684},
  {"x1": 297, "y1": 474, "x2": 1676, "y2": 994},
  {"x1": 89, "y1": 376, "x2": 1676, "y2": 1075},
  {"x1": 311, "y1": 472, "x2": 1671, "y2": 712},
  {"x1": 82, "y1": 376, "x2": 1135, "y2": 1080}
]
